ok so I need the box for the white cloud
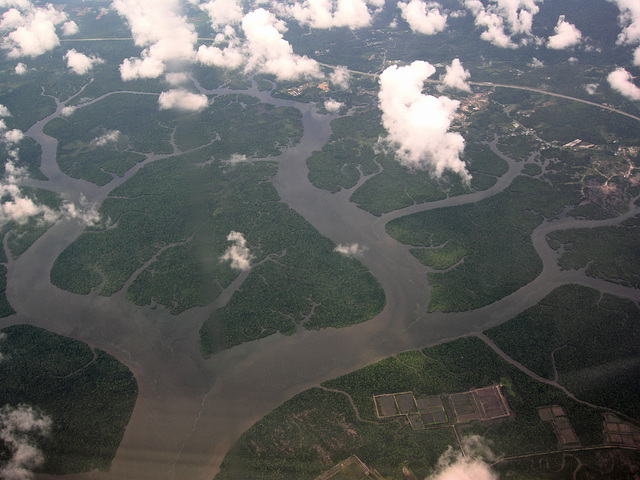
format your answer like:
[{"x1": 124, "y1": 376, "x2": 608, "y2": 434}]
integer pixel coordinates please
[
  {"x1": 3, "y1": 129, "x2": 24, "y2": 144},
  {"x1": 60, "y1": 106, "x2": 76, "y2": 117},
  {"x1": 584, "y1": 82, "x2": 598, "y2": 95},
  {"x1": 281, "y1": 0, "x2": 383, "y2": 29},
  {"x1": 196, "y1": 40, "x2": 244, "y2": 69},
  {"x1": 329, "y1": 65, "x2": 350, "y2": 89},
  {"x1": 608, "y1": 67, "x2": 640, "y2": 101},
  {"x1": 221, "y1": 231, "x2": 253, "y2": 270},
  {"x1": 119, "y1": 56, "x2": 165, "y2": 80},
  {"x1": 334, "y1": 243, "x2": 367, "y2": 257},
  {"x1": 0, "y1": 4, "x2": 68, "y2": 58},
  {"x1": 438, "y1": 58, "x2": 471, "y2": 92},
  {"x1": 0, "y1": 105, "x2": 11, "y2": 117},
  {"x1": 398, "y1": 0, "x2": 447, "y2": 35},
  {"x1": 547, "y1": 15, "x2": 581, "y2": 50},
  {"x1": 611, "y1": 0, "x2": 640, "y2": 65},
  {"x1": 0, "y1": 404, "x2": 52, "y2": 480},
  {"x1": 427, "y1": 436, "x2": 498, "y2": 480},
  {"x1": 0, "y1": 154, "x2": 58, "y2": 226},
  {"x1": 14, "y1": 62, "x2": 26, "y2": 74},
  {"x1": 528, "y1": 56, "x2": 543, "y2": 67},
  {"x1": 0, "y1": 0, "x2": 32, "y2": 8},
  {"x1": 61, "y1": 20, "x2": 78, "y2": 36},
  {"x1": 198, "y1": 0, "x2": 244, "y2": 28},
  {"x1": 64, "y1": 49, "x2": 104, "y2": 75},
  {"x1": 195, "y1": 9, "x2": 323, "y2": 80},
  {"x1": 241, "y1": 9, "x2": 323, "y2": 81},
  {"x1": 92, "y1": 130, "x2": 121, "y2": 146},
  {"x1": 113, "y1": 0, "x2": 198, "y2": 80},
  {"x1": 158, "y1": 89, "x2": 209, "y2": 111},
  {"x1": 324, "y1": 99, "x2": 344, "y2": 112},
  {"x1": 0, "y1": 151, "x2": 100, "y2": 227},
  {"x1": 165, "y1": 72, "x2": 188, "y2": 85},
  {"x1": 226, "y1": 153, "x2": 248, "y2": 164},
  {"x1": 378, "y1": 61, "x2": 470, "y2": 182},
  {"x1": 61, "y1": 194, "x2": 100, "y2": 226},
  {"x1": 464, "y1": 0, "x2": 540, "y2": 49}
]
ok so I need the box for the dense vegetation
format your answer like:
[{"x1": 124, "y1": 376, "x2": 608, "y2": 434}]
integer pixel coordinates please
[
  {"x1": 548, "y1": 217, "x2": 640, "y2": 288},
  {"x1": 200, "y1": 215, "x2": 385, "y2": 353},
  {"x1": 486, "y1": 284, "x2": 640, "y2": 418},
  {"x1": 306, "y1": 108, "x2": 383, "y2": 193},
  {"x1": 43, "y1": 93, "x2": 173, "y2": 185},
  {"x1": 0, "y1": 324, "x2": 137, "y2": 474},
  {"x1": 513, "y1": 94, "x2": 640, "y2": 147},
  {"x1": 43, "y1": 86, "x2": 304, "y2": 186},
  {"x1": 0, "y1": 186, "x2": 65, "y2": 318},
  {"x1": 386, "y1": 175, "x2": 578, "y2": 312},
  {"x1": 306, "y1": 106, "x2": 510, "y2": 216},
  {"x1": 49, "y1": 143, "x2": 384, "y2": 353},
  {"x1": 216, "y1": 335, "x2": 608, "y2": 480}
]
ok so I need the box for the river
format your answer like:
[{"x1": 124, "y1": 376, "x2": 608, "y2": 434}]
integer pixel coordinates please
[{"x1": 1, "y1": 80, "x2": 638, "y2": 480}]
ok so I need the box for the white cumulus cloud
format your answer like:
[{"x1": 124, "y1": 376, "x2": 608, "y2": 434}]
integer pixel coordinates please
[
  {"x1": 226, "y1": 153, "x2": 248, "y2": 164},
  {"x1": 0, "y1": 404, "x2": 52, "y2": 480},
  {"x1": 92, "y1": 130, "x2": 121, "y2": 146},
  {"x1": 60, "y1": 105, "x2": 76, "y2": 117},
  {"x1": 324, "y1": 99, "x2": 344, "y2": 112},
  {"x1": 438, "y1": 58, "x2": 471, "y2": 92},
  {"x1": 14, "y1": 62, "x2": 26, "y2": 74},
  {"x1": 196, "y1": 39, "x2": 244, "y2": 69},
  {"x1": 197, "y1": 0, "x2": 244, "y2": 28},
  {"x1": 611, "y1": 0, "x2": 640, "y2": 65},
  {"x1": 158, "y1": 89, "x2": 209, "y2": 111},
  {"x1": 3, "y1": 129, "x2": 24, "y2": 145},
  {"x1": 584, "y1": 83, "x2": 598, "y2": 95},
  {"x1": 0, "y1": 3, "x2": 68, "y2": 58},
  {"x1": 64, "y1": 49, "x2": 104, "y2": 75},
  {"x1": 547, "y1": 15, "x2": 582, "y2": 50},
  {"x1": 241, "y1": 8, "x2": 323, "y2": 81},
  {"x1": 165, "y1": 72, "x2": 188, "y2": 85},
  {"x1": 464, "y1": 0, "x2": 540, "y2": 49},
  {"x1": 608, "y1": 67, "x2": 640, "y2": 100},
  {"x1": 0, "y1": 152, "x2": 58, "y2": 226},
  {"x1": 280, "y1": 0, "x2": 383, "y2": 29},
  {"x1": 61, "y1": 20, "x2": 78, "y2": 36},
  {"x1": 330, "y1": 65, "x2": 350, "y2": 89},
  {"x1": 398, "y1": 0, "x2": 447, "y2": 35},
  {"x1": 427, "y1": 435, "x2": 498, "y2": 480},
  {"x1": 221, "y1": 231, "x2": 253, "y2": 270},
  {"x1": 378, "y1": 61, "x2": 470, "y2": 182},
  {"x1": 0, "y1": 149, "x2": 100, "y2": 227},
  {"x1": 335, "y1": 243, "x2": 367, "y2": 257},
  {"x1": 113, "y1": 0, "x2": 198, "y2": 80},
  {"x1": 196, "y1": 8, "x2": 323, "y2": 81},
  {"x1": 0, "y1": 1, "x2": 32, "y2": 8}
]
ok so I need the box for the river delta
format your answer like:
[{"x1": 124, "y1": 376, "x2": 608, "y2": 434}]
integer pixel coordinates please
[{"x1": 0, "y1": 76, "x2": 638, "y2": 480}]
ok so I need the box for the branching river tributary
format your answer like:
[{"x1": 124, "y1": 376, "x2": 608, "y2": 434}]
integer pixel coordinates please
[{"x1": 2, "y1": 81, "x2": 639, "y2": 480}]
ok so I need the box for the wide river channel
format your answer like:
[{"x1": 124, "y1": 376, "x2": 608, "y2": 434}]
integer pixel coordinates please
[{"x1": 2, "y1": 81, "x2": 639, "y2": 480}]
